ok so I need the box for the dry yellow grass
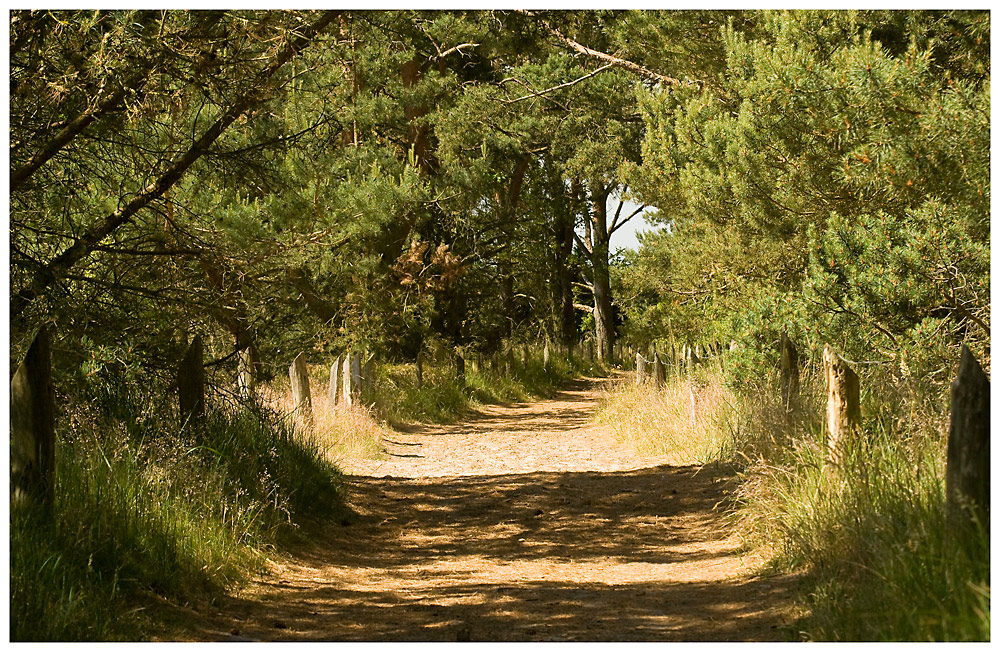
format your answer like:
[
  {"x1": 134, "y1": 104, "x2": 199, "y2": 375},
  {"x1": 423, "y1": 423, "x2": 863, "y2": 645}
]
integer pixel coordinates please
[
  {"x1": 596, "y1": 372, "x2": 738, "y2": 465},
  {"x1": 257, "y1": 383, "x2": 389, "y2": 465}
]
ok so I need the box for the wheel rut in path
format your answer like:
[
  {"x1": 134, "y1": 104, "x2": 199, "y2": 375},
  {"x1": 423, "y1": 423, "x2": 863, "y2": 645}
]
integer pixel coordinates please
[{"x1": 156, "y1": 377, "x2": 800, "y2": 641}]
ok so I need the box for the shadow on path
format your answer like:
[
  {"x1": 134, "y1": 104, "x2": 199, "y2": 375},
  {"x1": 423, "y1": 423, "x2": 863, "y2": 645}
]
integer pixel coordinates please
[{"x1": 156, "y1": 463, "x2": 801, "y2": 642}]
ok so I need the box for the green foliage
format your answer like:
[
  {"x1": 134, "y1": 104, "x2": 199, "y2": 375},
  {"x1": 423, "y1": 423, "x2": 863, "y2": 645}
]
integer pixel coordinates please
[{"x1": 632, "y1": 9, "x2": 990, "y2": 399}]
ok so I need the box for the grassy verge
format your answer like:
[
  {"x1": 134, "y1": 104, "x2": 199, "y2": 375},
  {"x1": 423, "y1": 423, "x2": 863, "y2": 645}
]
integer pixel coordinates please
[
  {"x1": 256, "y1": 351, "x2": 595, "y2": 468},
  {"x1": 598, "y1": 360, "x2": 990, "y2": 641},
  {"x1": 596, "y1": 359, "x2": 739, "y2": 464},
  {"x1": 332, "y1": 351, "x2": 595, "y2": 427},
  {"x1": 10, "y1": 377, "x2": 345, "y2": 641}
]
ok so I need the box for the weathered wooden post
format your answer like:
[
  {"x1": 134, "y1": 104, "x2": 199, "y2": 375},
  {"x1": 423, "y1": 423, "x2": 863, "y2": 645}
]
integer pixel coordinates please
[
  {"x1": 342, "y1": 355, "x2": 354, "y2": 406},
  {"x1": 236, "y1": 347, "x2": 254, "y2": 400},
  {"x1": 823, "y1": 344, "x2": 860, "y2": 465},
  {"x1": 636, "y1": 352, "x2": 648, "y2": 386},
  {"x1": 415, "y1": 350, "x2": 424, "y2": 389},
  {"x1": 289, "y1": 352, "x2": 312, "y2": 423},
  {"x1": 456, "y1": 353, "x2": 466, "y2": 385},
  {"x1": 654, "y1": 352, "x2": 666, "y2": 388},
  {"x1": 329, "y1": 355, "x2": 342, "y2": 407},
  {"x1": 178, "y1": 335, "x2": 205, "y2": 425},
  {"x1": 543, "y1": 340, "x2": 551, "y2": 370},
  {"x1": 351, "y1": 353, "x2": 362, "y2": 394},
  {"x1": 587, "y1": 339, "x2": 594, "y2": 362},
  {"x1": 779, "y1": 331, "x2": 800, "y2": 410},
  {"x1": 11, "y1": 326, "x2": 56, "y2": 510},
  {"x1": 362, "y1": 353, "x2": 375, "y2": 395},
  {"x1": 946, "y1": 345, "x2": 990, "y2": 522}
]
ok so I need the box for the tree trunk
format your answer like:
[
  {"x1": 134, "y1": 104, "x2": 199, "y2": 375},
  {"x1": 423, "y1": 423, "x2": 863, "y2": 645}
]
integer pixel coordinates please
[
  {"x1": 286, "y1": 266, "x2": 336, "y2": 324},
  {"x1": 179, "y1": 335, "x2": 205, "y2": 426},
  {"x1": 589, "y1": 187, "x2": 614, "y2": 362}
]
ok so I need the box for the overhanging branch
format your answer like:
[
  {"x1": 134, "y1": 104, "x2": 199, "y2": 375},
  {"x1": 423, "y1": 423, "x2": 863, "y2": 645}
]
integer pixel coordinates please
[{"x1": 517, "y1": 10, "x2": 695, "y2": 87}]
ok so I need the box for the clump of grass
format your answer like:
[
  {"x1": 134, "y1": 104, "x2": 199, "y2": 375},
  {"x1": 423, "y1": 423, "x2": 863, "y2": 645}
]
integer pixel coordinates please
[
  {"x1": 370, "y1": 351, "x2": 587, "y2": 425},
  {"x1": 260, "y1": 368, "x2": 393, "y2": 461},
  {"x1": 10, "y1": 375, "x2": 345, "y2": 641},
  {"x1": 595, "y1": 360, "x2": 739, "y2": 465},
  {"x1": 734, "y1": 413, "x2": 989, "y2": 641},
  {"x1": 372, "y1": 361, "x2": 471, "y2": 424}
]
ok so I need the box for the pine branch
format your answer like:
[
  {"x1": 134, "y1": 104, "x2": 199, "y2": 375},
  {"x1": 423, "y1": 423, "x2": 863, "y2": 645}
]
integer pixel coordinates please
[
  {"x1": 12, "y1": 10, "x2": 341, "y2": 319},
  {"x1": 517, "y1": 10, "x2": 694, "y2": 87},
  {"x1": 503, "y1": 63, "x2": 614, "y2": 104}
]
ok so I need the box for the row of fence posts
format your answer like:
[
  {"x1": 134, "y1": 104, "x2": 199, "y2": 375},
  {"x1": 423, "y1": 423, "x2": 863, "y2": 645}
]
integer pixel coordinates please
[
  {"x1": 10, "y1": 325, "x2": 990, "y2": 527},
  {"x1": 287, "y1": 350, "x2": 375, "y2": 426},
  {"x1": 624, "y1": 330, "x2": 991, "y2": 524},
  {"x1": 632, "y1": 342, "x2": 723, "y2": 387}
]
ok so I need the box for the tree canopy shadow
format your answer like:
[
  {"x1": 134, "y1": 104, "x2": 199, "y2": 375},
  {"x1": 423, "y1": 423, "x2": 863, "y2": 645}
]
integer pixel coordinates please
[{"x1": 161, "y1": 463, "x2": 801, "y2": 642}]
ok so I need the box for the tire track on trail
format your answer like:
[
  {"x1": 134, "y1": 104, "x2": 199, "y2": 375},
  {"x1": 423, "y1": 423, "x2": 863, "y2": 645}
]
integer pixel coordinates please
[{"x1": 153, "y1": 377, "x2": 800, "y2": 641}]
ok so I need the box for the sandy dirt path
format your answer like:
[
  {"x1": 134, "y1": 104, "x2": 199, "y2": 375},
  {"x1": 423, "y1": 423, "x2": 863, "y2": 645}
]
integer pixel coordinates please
[{"x1": 153, "y1": 377, "x2": 800, "y2": 641}]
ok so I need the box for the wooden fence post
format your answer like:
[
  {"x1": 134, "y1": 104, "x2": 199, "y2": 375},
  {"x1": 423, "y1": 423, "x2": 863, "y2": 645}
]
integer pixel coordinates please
[
  {"x1": 362, "y1": 353, "x2": 375, "y2": 395},
  {"x1": 350, "y1": 353, "x2": 362, "y2": 395},
  {"x1": 329, "y1": 355, "x2": 342, "y2": 407},
  {"x1": 636, "y1": 352, "x2": 647, "y2": 386},
  {"x1": 946, "y1": 345, "x2": 990, "y2": 522},
  {"x1": 654, "y1": 352, "x2": 665, "y2": 388},
  {"x1": 342, "y1": 355, "x2": 354, "y2": 406},
  {"x1": 456, "y1": 353, "x2": 466, "y2": 385},
  {"x1": 11, "y1": 325, "x2": 55, "y2": 510},
  {"x1": 823, "y1": 344, "x2": 860, "y2": 465},
  {"x1": 543, "y1": 340, "x2": 551, "y2": 370},
  {"x1": 689, "y1": 381, "x2": 697, "y2": 428},
  {"x1": 779, "y1": 331, "x2": 800, "y2": 410},
  {"x1": 415, "y1": 350, "x2": 424, "y2": 389},
  {"x1": 178, "y1": 335, "x2": 205, "y2": 425},
  {"x1": 289, "y1": 352, "x2": 312, "y2": 423}
]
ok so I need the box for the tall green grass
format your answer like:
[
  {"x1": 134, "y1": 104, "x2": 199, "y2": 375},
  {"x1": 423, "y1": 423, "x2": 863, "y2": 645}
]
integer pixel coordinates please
[
  {"x1": 10, "y1": 377, "x2": 346, "y2": 641},
  {"x1": 736, "y1": 419, "x2": 989, "y2": 641},
  {"x1": 371, "y1": 351, "x2": 593, "y2": 425},
  {"x1": 600, "y1": 359, "x2": 990, "y2": 641}
]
